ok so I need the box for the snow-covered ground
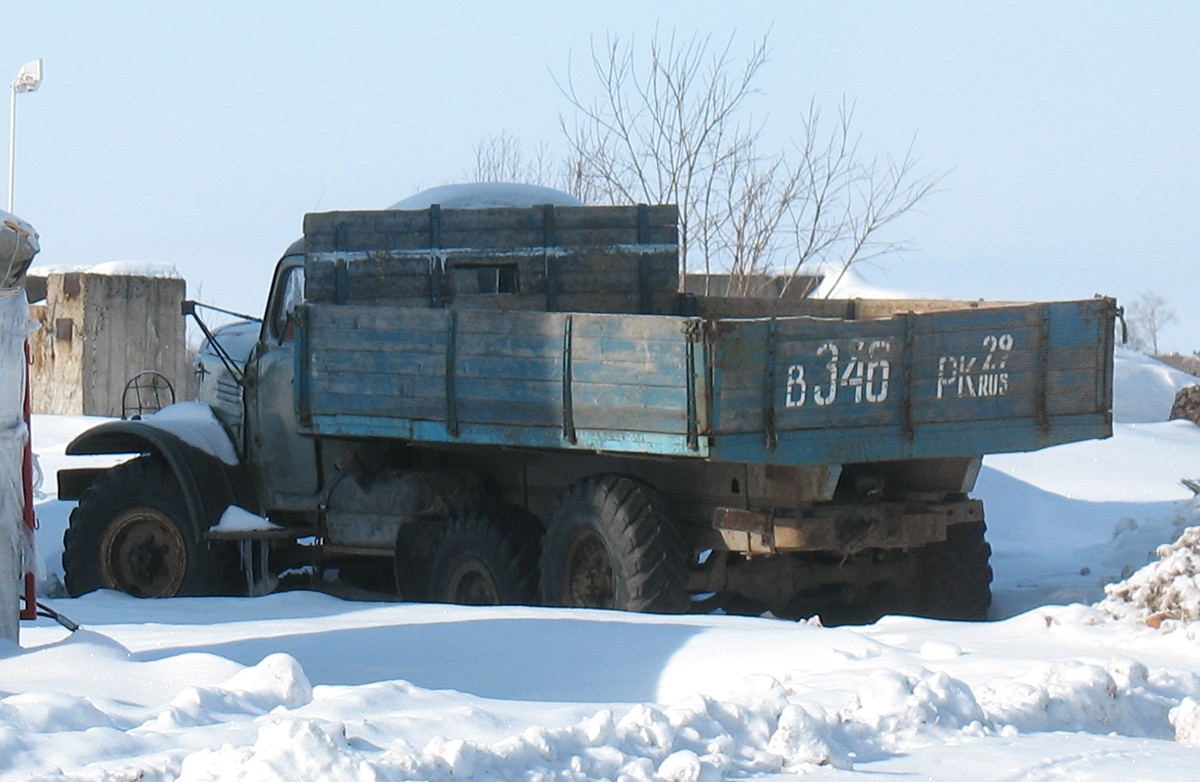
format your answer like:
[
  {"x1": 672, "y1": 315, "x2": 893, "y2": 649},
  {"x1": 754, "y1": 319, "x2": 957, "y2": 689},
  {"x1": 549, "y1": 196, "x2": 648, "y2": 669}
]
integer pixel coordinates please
[{"x1": 7, "y1": 348, "x2": 1200, "y2": 780}]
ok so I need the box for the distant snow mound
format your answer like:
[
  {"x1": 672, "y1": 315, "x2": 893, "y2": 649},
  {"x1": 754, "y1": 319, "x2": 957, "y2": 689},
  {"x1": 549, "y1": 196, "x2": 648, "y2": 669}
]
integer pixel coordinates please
[
  {"x1": 796, "y1": 261, "x2": 939, "y2": 300},
  {"x1": 1113, "y1": 347, "x2": 1199, "y2": 423},
  {"x1": 391, "y1": 182, "x2": 582, "y2": 210},
  {"x1": 1100, "y1": 499, "x2": 1200, "y2": 626}
]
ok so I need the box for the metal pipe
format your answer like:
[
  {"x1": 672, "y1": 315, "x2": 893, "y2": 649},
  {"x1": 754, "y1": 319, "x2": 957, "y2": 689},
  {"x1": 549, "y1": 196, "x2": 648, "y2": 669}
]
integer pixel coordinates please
[{"x1": 7, "y1": 83, "x2": 16, "y2": 213}]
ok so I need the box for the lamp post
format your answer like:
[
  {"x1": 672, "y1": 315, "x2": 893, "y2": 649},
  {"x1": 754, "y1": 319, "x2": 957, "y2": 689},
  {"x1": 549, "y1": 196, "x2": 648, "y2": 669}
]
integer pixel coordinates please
[{"x1": 7, "y1": 59, "x2": 42, "y2": 213}]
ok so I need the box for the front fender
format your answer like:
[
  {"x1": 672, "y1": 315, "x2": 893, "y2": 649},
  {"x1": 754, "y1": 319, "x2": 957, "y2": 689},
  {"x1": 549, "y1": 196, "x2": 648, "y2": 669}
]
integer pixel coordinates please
[{"x1": 62, "y1": 420, "x2": 254, "y2": 542}]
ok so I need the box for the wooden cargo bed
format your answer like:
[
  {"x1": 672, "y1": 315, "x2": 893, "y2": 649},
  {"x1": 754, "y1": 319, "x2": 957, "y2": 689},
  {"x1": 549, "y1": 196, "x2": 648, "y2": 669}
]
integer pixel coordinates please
[{"x1": 295, "y1": 297, "x2": 1116, "y2": 465}]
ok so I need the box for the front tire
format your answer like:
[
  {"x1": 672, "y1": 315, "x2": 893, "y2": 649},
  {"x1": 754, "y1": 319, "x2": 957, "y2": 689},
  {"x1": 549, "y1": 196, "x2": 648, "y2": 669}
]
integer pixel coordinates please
[
  {"x1": 541, "y1": 475, "x2": 689, "y2": 613},
  {"x1": 63, "y1": 457, "x2": 229, "y2": 598},
  {"x1": 427, "y1": 505, "x2": 541, "y2": 605}
]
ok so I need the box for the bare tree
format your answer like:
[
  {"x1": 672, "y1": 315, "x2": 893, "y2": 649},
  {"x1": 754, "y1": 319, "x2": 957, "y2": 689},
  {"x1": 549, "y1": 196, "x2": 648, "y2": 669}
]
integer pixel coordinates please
[
  {"x1": 556, "y1": 30, "x2": 941, "y2": 296},
  {"x1": 469, "y1": 130, "x2": 604, "y2": 204},
  {"x1": 1126, "y1": 290, "x2": 1177, "y2": 354},
  {"x1": 778, "y1": 101, "x2": 942, "y2": 298},
  {"x1": 557, "y1": 30, "x2": 769, "y2": 286},
  {"x1": 470, "y1": 130, "x2": 557, "y2": 186},
  {"x1": 706, "y1": 144, "x2": 802, "y2": 296}
]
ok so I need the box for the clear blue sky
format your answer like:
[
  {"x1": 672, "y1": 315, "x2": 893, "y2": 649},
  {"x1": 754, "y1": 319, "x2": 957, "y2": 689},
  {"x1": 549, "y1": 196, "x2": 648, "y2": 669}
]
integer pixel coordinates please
[{"x1": 5, "y1": 2, "x2": 1197, "y2": 351}]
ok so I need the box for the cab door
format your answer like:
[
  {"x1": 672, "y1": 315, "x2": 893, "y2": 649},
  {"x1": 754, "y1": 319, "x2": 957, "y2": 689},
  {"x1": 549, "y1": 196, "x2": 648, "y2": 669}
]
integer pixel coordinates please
[{"x1": 244, "y1": 257, "x2": 321, "y2": 508}]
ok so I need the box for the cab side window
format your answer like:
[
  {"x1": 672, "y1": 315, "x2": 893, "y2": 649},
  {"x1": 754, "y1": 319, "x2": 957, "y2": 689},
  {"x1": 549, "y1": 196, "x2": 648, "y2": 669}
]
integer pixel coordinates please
[{"x1": 273, "y1": 266, "x2": 305, "y2": 342}]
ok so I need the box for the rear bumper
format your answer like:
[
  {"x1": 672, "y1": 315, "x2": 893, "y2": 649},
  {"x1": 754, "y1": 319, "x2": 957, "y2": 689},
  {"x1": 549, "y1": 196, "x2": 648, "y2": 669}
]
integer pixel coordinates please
[{"x1": 712, "y1": 499, "x2": 983, "y2": 555}]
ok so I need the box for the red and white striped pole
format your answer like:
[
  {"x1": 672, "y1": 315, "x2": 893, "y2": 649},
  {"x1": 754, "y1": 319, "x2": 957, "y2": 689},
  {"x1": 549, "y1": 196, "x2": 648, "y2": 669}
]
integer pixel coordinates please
[{"x1": 19, "y1": 340, "x2": 34, "y2": 620}]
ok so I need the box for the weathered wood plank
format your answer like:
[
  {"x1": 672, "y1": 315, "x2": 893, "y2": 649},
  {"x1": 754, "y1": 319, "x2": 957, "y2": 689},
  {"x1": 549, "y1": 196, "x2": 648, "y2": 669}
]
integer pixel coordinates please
[
  {"x1": 306, "y1": 387, "x2": 690, "y2": 434},
  {"x1": 304, "y1": 205, "x2": 678, "y2": 253},
  {"x1": 306, "y1": 248, "x2": 678, "y2": 311},
  {"x1": 710, "y1": 413, "x2": 1110, "y2": 466},
  {"x1": 302, "y1": 413, "x2": 702, "y2": 457}
]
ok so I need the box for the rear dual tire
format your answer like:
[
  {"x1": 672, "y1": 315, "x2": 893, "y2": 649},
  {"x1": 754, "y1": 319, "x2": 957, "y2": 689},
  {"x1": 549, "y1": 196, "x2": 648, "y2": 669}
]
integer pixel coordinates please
[
  {"x1": 427, "y1": 505, "x2": 542, "y2": 606},
  {"x1": 911, "y1": 520, "x2": 993, "y2": 620},
  {"x1": 540, "y1": 475, "x2": 689, "y2": 613}
]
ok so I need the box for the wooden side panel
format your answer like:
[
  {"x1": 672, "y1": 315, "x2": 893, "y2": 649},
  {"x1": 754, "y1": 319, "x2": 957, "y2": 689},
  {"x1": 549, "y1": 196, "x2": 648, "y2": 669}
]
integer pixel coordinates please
[
  {"x1": 303, "y1": 204, "x2": 679, "y2": 314},
  {"x1": 711, "y1": 298, "x2": 1116, "y2": 463},
  {"x1": 304, "y1": 204, "x2": 678, "y2": 252},
  {"x1": 297, "y1": 280, "x2": 1115, "y2": 465},
  {"x1": 297, "y1": 303, "x2": 705, "y2": 457}
]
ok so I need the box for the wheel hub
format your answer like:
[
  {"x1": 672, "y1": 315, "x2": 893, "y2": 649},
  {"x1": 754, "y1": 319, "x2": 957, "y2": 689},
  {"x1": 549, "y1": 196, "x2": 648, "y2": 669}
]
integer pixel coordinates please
[
  {"x1": 447, "y1": 559, "x2": 501, "y2": 605},
  {"x1": 563, "y1": 530, "x2": 615, "y2": 608},
  {"x1": 99, "y1": 508, "x2": 187, "y2": 598}
]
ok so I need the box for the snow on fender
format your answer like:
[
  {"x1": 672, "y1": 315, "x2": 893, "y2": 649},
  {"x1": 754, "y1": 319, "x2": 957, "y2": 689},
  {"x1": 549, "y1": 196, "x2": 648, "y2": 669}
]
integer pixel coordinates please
[{"x1": 139, "y1": 401, "x2": 239, "y2": 465}]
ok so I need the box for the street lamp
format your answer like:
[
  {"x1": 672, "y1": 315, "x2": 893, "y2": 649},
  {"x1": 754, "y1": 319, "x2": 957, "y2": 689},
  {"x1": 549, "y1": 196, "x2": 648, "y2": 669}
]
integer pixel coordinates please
[{"x1": 7, "y1": 59, "x2": 42, "y2": 213}]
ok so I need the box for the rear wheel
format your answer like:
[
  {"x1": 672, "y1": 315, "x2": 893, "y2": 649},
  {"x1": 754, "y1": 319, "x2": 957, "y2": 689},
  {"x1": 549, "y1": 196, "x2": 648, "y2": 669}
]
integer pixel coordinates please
[
  {"x1": 63, "y1": 457, "x2": 232, "y2": 598},
  {"x1": 541, "y1": 475, "x2": 689, "y2": 613},
  {"x1": 427, "y1": 505, "x2": 541, "y2": 605},
  {"x1": 390, "y1": 471, "x2": 485, "y2": 602},
  {"x1": 393, "y1": 522, "x2": 440, "y2": 602},
  {"x1": 911, "y1": 520, "x2": 993, "y2": 620}
]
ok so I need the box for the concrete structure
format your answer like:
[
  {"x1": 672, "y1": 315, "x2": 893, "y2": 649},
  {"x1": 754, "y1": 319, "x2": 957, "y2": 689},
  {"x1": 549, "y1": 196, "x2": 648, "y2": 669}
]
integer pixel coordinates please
[
  {"x1": 1, "y1": 208, "x2": 39, "y2": 644},
  {"x1": 0, "y1": 289, "x2": 29, "y2": 642},
  {"x1": 1155, "y1": 353, "x2": 1200, "y2": 379},
  {"x1": 27, "y1": 272, "x2": 189, "y2": 417}
]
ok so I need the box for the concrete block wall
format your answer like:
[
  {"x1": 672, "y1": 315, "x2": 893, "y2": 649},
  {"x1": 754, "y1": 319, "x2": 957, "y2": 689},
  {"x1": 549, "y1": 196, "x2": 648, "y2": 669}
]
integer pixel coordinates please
[{"x1": 28, "y1": 272, "x2": 189, "y2": 417}]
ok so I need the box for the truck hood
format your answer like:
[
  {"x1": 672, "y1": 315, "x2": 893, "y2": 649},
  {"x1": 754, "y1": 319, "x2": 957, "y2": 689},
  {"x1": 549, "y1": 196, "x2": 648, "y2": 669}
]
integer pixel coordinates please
[{"x1": 201, "y1": 319, "x2": 260, "y2": 367}]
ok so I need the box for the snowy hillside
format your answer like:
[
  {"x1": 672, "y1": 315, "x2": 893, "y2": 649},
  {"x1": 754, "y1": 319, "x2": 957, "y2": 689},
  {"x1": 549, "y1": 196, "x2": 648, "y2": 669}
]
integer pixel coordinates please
[{"x1": 6, "y1": 350, "x2": 1200, "y2": 780}]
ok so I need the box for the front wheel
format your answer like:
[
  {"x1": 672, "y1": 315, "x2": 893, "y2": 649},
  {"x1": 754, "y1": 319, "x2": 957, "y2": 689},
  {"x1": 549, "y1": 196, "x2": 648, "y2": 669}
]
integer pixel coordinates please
[
  {"x1": 63, "y1": 457, "x2": 231, "y2": 598},
  {"x1": 541, "y1": 475, "x2": 689, "y2": 613}
]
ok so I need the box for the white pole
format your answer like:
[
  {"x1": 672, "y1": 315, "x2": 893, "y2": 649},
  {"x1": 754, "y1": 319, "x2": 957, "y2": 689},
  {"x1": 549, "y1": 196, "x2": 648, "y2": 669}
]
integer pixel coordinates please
[
  {"x1": 7, "y1": 60, "x2": 43, "y2": 215},
  {"x1": 6, "y1": 83, "x2": 15, "y2": 213}
]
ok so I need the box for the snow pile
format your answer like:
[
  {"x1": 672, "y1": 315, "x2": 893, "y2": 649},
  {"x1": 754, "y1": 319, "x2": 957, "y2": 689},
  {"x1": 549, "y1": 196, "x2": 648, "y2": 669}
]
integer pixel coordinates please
[
  {"x1": 173, "y1": 674, "x2": 858, "y2": 780},
  {"x1": 1112, "y1": 347, "x2": 1199, "y2": 423},
  {"x1": 976, "y1": 657, "x2": 1193, "y2": 740},
  {"x1": 9, "y1": 590, "x2": 1200, "y2": 778},
  {"x1": 797, "y1": 261, "x2": 939, "y2": 300},
  {"x1": 196, "y1": 660, "x2": 1195, "y2": 779},
  {"x1": 14, "y1": 638, "x2": 1199, "y2": 780},
  {"x1": 1100, "y1": 498, "x2": 1200, "y2": 628},
  {"x1": 846, "y1": 668, "x2": 981, "y2": 733},
  {"x1": 30, "y1": 260, "x2": 181, "y2": 278},
  {"x1": 1171, "y1": 697, "x2": 1200, "y2": 746},
  {"x1": 179, "y1": 719, "x2": 377, "y2": 782},
  {"x1": 154, "y1": 653, "x2": 313, "y2": 730}
]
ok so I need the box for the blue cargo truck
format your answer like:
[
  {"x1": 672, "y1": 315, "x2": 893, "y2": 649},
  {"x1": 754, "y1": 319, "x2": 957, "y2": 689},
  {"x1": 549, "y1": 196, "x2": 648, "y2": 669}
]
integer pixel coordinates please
[{"x1": 57, "y1": 185, "x2": 1117, "y2": 622}]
